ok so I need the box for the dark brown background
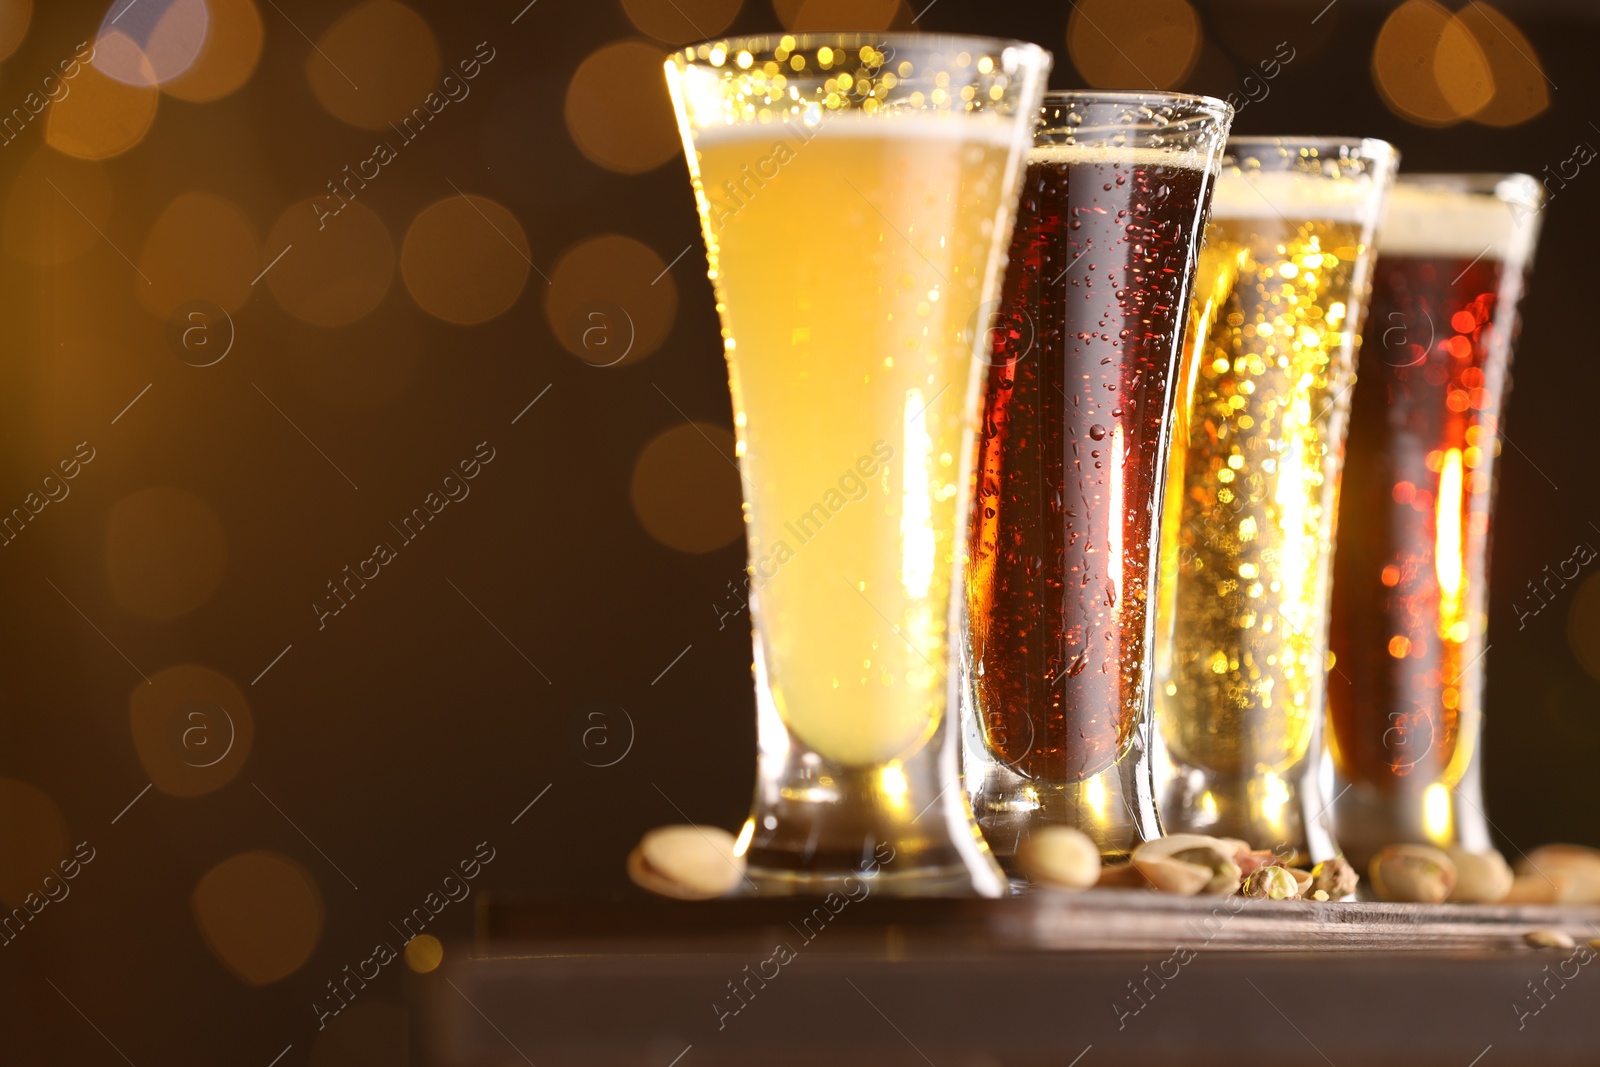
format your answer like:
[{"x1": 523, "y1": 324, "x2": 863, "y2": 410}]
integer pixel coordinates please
[{"x1": 0, "y1": 0, "x2": 1596, "y2": 1063}]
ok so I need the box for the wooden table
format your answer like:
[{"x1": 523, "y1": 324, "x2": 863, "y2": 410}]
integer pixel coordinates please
[{"x1": 412, "y1": 891, "x2": 1600, "y2": 1066}]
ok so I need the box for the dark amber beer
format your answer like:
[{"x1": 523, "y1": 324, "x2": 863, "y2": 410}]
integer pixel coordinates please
[
  {"x1": 1328, "y1": 175, "x2": 1543, "y2": 869},
  {"x1": 964, "y1": 92, "x2": 1230, "y2": 862}
]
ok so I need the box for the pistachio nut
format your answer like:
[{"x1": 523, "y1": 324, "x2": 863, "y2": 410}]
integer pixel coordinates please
[
  {"x1": 1017, "y1": 827, "x2": 1102, "y2": 890},
  {"x1": 628, "y1": 824, "x2": 745, "y2": 900},
  {"x1": 1131, "y1": 833, "x2": 1242, "y2": 896},
  {"x1": 1445, "y1": 848, "x2": 1514, "y2": 904},
  {"x1": 1240, "y1": 864, "x2": 1302, "y2": 900},
  {"x1": 1515, "y1": 844, "x2": 1600, "y2": 904},
  {"x1": 1524, "y1": 928, "x2": 1576, "y2": 950},
  {"x1": 1310, "y1": 855, "x2": 1360, "y2": 899},
  {"x1": 1368, "y1": 843, "x2": 1456, "y2": 904}
]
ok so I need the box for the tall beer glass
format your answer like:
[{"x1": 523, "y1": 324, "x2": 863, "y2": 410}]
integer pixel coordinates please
[
  {"x1": 963, "y1": 92, "x2": 1232, "y2": 867},
  {"x1": 665, "y1": 35, "x2": 1049, "y2": 895},
  {"x1": 1328, "y1": 175, "x2": 1544, "y2": 871},
  {"x1": 1154, "y1": 137, "x2": 1397, "y2": 864}
]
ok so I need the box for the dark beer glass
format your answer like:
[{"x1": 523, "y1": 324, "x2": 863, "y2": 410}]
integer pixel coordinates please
[
  {"x1": 1328, "y1": 174, "x2": 1544, "y2": 871},
  {"x1": 963, "y1": 92, "x2": 1231, "y2": 866}
]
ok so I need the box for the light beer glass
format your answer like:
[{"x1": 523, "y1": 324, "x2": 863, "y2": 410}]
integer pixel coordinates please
[
  {"x1": 665, "y1": 34, "x2": 1050, "y2": 895},
  {"x1": 1328, "y1": 175, "x2": 1544, "y2": 872},
  {"x1": 963, "y1": 92, "x2": 1232, "y2": 867},
  {"x1": 1154, "y1": 137, "x2": 1396, "y2": 864}
]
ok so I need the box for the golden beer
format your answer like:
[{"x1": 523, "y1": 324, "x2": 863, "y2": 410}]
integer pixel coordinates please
[
  {"x1": 1154, "y1": 140, "x2": 1396, "y2": 860},
  {"x1": 698, "y1": 116, "x2": 1016, "y2": 767},
  {"x1": 666, "y1": 35, "x2": 1049, "y2": 894}
]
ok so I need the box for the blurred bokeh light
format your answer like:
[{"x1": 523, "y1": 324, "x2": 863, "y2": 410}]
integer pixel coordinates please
[
  {"x1": 563, "y1": 40, "x2": 680, "y2": 174},
  {"x1": 631, "y1": 422, "x2": 744, "y2": 553},
  {"x1": 137, "y1": 190, "x2": 259, "y2": 315},
  {"x1": 129, "y1": 664, "x2": 254, "y2": 797},
  {"x1": 161, "y1": 0, "x2": 263, "y2": 103},
  {"x1": 1067, "y1": 0, "x2": 1202, "y2": 90},
  {"x1": 191, "y1": 851, "x2": 324, "y2": 986},
  {"x1": 105, "y1": 486, "x2": 229, "y2": 620},
  {"x1": 0, "y1": 778, "x2": 67, "y2": 908},
  {"x1": 545, "y1": 233, "x2": 678, "y2": 367},
  {"x1": 265, "y1": 199, "x2": 396, "y2": 327},
  {"x1": 306, "y1": 0, "x2": 440, "y2": 130},
  {"x1": 622, "y1": 0, "x2": 742, "y2": 44},
  {"x1": 401, "y1": 194, "x2": 531, "y2": 325}
]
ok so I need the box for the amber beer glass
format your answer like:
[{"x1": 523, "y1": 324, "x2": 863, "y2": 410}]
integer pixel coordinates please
[
  {"x1": 1154, "y1": 138, "x2": 1396, "y2": 863},
  {"x1": 963, "y1": 92, "x2": 1232, "y2": 865},
  {"x1": 1328, "y1": 175, "x2": 1544, "y2": 871},
  {"x1": 665, "y1": 35, "x2": 1049, "y2": 895}
]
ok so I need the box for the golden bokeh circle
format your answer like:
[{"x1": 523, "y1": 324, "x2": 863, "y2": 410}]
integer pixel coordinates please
[
  {"x1": 265, "y1": 199, "x2": 396, "y2": 327},
  {"x1": 0, "y1": 778, "x2": 68, "y2": 909},
  {"x1": 1568, "y1": 571, "x2": 1600, "y2": 683},
  {"x1": 1457, "y1": 2, "x2": 1549, "y2": 127},
  {"x1": 777, "y1": 0, "x2": 904, "y2": 31},
  {"x1": 130, "y1": 664, "x2": 254, "y2": 797},
  {"x1": 545, "y1": 234, "x2": 678, "y2": 367},
  {"x1": 162, "y1": 0, "x2": 264, "y2": 103},
  {"x1": 400, "y1": 194, "x2": 531, "y2": 325},
  {"x1": 3, "y1": 150, "x2": 111, "y2": 266},
  {"x1": 0, "y1": 0, "x2": 31, "y2": 62},
  {"x1": 1067, "y1": 0, "x2": 1201, "y2": 91},
  {"x1": 564, "y1": 40, "x2": 680, "y2": 175},
  {"x1": 308, "y1": 1003, "x2": 409, "y2": 1067},
  {"x1": 631, "y1": 422, "x2": 744, "y2": 553},
  {"x1": 45, "y1": 61, "x2": 159, "y2": 160},
  {"x1": 404, "y1": 933, "x2": 443, "y2": 973},
  {"x1": 1433, "y1": 13, "x2": 1494, "y2": 120},
  {"x1": 138, "y1": 191, "x2": 260, "y2": 316},
  {"x1": 105, "y1": 486, "x2": 228, "y2": 620},
  {"x1": 307, "y1": 0, "x2": 440, "y2": 130},
  {"x1": 623, "y1": 0, "x2": 741, "y2": 43},
  {"x1": 192, "y1": 851, "x2": 324, "y2": 986},
  {"x1": 1372, "y1": 0, "x2": 1494, "y2": 127}
]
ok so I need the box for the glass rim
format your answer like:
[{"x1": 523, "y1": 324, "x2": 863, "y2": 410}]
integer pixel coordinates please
[
  {"x1": 1225, "y1": 134, "x2": 1397, "y2": 160},
  {"x1": 1041, "y1": 88, "x2": 1231, "y2": 113},
  {"x1": 667, "y1": 31, "x2": 1051, "y2": 67}
]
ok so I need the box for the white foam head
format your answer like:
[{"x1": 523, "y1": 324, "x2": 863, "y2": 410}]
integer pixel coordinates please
[
  {"x1": 1026, "y1": 142, "x2": 1211, "y2": 172},
  {"x1": 1376, "y1": 179, "x2": 1540, "y2": 261},
  {"x1": 1208, "y1": 168, "x2": 1383, "y2": 225},
  {"x1": 693, "y1": 107, "x2": 1018, "y2": 148}
]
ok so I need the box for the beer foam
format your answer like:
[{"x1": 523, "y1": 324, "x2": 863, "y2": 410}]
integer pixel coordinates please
[
  {"x1": 694, "y1": 108, "x2": 1019, "y2": 148},
  {"x1": 1376, "y1": 182, "x2": 1533, "y2": 260},
  {"x1": 1208, "y1": 169, "x2": 1382, "y2": 225},
  {"x1": 1026, "y1": 142, "x2": 1211, "y2": 172}
]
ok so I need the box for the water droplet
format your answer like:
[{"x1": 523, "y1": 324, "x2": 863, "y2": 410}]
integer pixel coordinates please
[{"x1": 1088, "y1": 424, "x2": 1107, "y2": 440}]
